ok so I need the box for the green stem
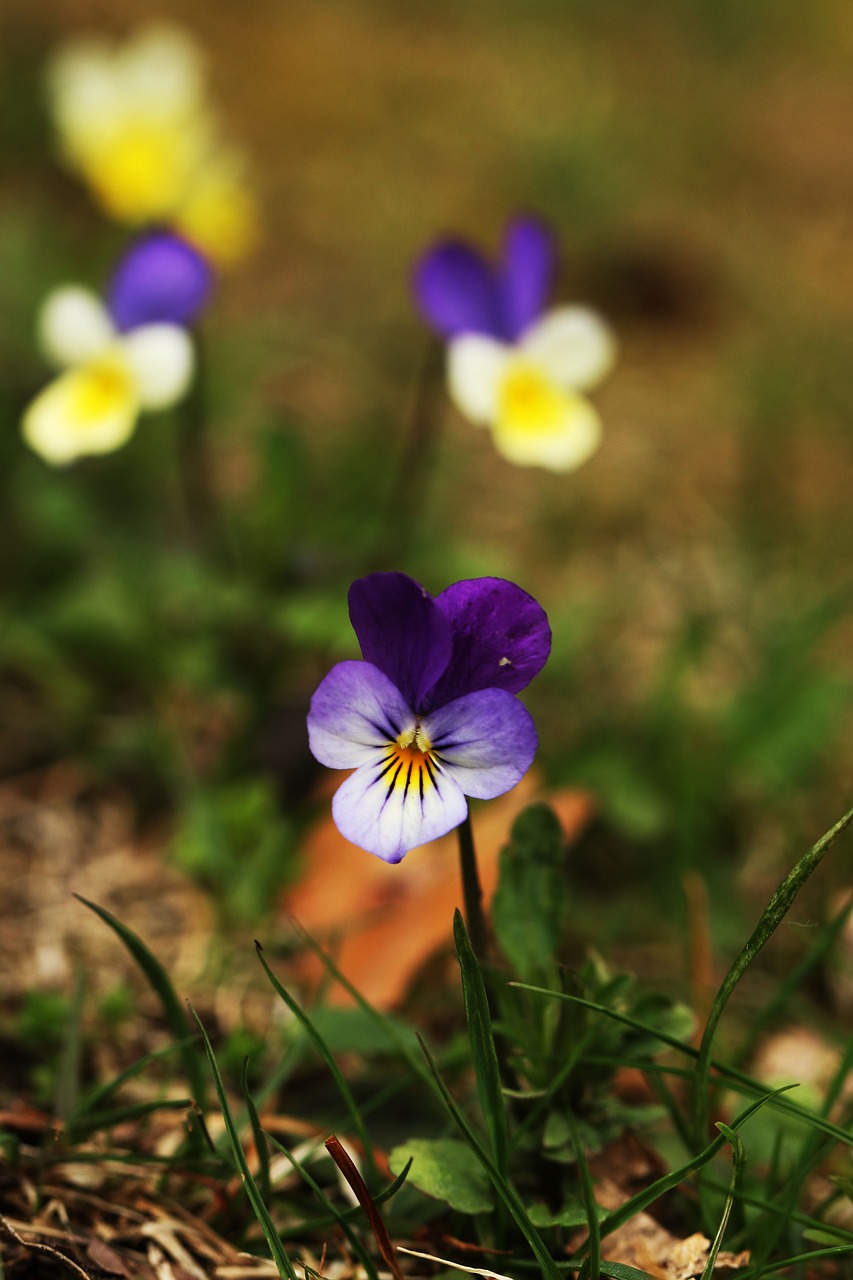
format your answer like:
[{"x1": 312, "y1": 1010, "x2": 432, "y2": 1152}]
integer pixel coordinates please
[
  {"x1": 691, "y1": 806, "x2": 853, "y2": 1147},
  {"x1": 375, "y1": 336, "x2": 444, "y2": 568},
  {"x1": 457, "y1": 809, "x2": 489, "y2": 959},
  {"x1": 176, "y1": 328, "x2": 216, "y2": 549}
]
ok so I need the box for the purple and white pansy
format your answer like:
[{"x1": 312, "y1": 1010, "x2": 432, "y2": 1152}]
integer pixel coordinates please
[
  {"x1": 413, "y1": 215, "x2": 616, "y2": 472},
  {"x1": 23, "y1": 230, "x2": 211, "y2": 466},
  {"x1": 308, "y1": 572, "x2": 551, "y2": 863}
]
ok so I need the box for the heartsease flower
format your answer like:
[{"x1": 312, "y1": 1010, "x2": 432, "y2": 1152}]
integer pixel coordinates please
[
  {"x1": 45, "y1": 23, "x2": 257, "y2": 264},
  {"x1": 413, "y1": 215, "x2": 616, "y2": 472},
  {"x1": 308, "y1": 573, "x2": 551, "y2": 863},
  {"x1": 23, "y1": 231, "x2": 209, "y2": 465}
]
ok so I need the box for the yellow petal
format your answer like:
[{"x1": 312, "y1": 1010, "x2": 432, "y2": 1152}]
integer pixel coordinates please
[
  {"x1": 22, "y1": 353, "x2": 139, "y2": 466},
  {"x1": 493, "y1": 360, "x2": 602, "y2": 472},
  {"x1": 176, "y1": 164, "x2": 258, "y2": 265},
  {"x1": 81, "y1": 118, "x2": 211, "y2": 223}
]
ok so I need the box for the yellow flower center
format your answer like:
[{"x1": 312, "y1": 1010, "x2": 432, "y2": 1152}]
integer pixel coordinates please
[
  {"x1": 68, "y1": 357, "x2": 136, "y2": 429},
  {"x1": 85, "y1": 123, "x2": 197, "y2": 221},
  {"x1": 498, "y1": 362, "x2": 564, "y2": 434},
  {"x1": 377, "y1": 723, "x2": 438, "y2": 799}
]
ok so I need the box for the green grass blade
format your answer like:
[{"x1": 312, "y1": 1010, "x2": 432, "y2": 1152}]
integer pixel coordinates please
[
  {"x1": 700, "y1": 1123, "x2": 745, "y2": 1280},
  {"x1": 699, "y1": 1175, "x2": 853, "y2": 1244},
  {"x1": 417, "y1": 1033, "x2": 563, "y2": 1280},
  {"x1": 691, "y1": 806, "x2": 853, "y2": 1146},
  {"x1": 453, "y1": 909, "x2": 508, "y2": 1175},
  {"x1": 567, "y1": 1114, "x2": 600, "y2": 1280},
  {"x1": 75, "y1": 895, "x2": 207, "y2": 1108},
  {"x1": 513, "y1": 985, "x2": 853, "y2": 1145},
  {"x1": 66, "y1": 1097, "x2": 193, "y2": 1141},
  {"x1": 55, "y1": 967, "x2": 86, "y2": 1123},
  {"x1": 254, "y1": 941, "x2": 374, "y2": 1172},
  {"x1": 575, "y1": 1086, "x2": 794, "y2": 1256},
  {"x1": 242, "y1": 1058, "x2": 271, "y2": 1204},
  {"x1": 735, "y1": 1244, "x2": 853, "y2": 1278},
  {"x1": 287, "y1": 922, "x2": 432, "y2": 1085},
  {"x1": 188, "y1": 1003, "x2": 298, "y2": 1280},
  {"x1": 278, "y1": 1154, "x2": 413, "y2": 1236},
  {"x1": 510, "y1": 1025, "x2": 598, "y2": 1154},
  {"x1": 73, "y1": 1038, "x2": 195, "y2": 1118},
  {"x1": 734, "y1": 890, "x2": 853, "y2": 1069}
]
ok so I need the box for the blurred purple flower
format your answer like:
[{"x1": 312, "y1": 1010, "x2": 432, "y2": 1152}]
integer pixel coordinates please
[
  {"x1": 412, "y1": 214, "x2": 617, "y2": 472},
  {"x1": 107, "y1": 230, "x2": 213, "y2": 332},
  {"x1": 413, "y1": 214, "x2": 556, "y2": 342},
  {"x1": 307, "y1": 572, "x2": 551, "y2": 863}
]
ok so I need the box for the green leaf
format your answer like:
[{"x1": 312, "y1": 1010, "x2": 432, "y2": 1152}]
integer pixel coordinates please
[
  {"x1": 492, "y1": 805, "x2": 568, "y2": 981},
  {"x1": 529, "y1": 1198, "x2": 596, "y2": 1228},
  {"x1": 388, "y1": 1137, "x2": 494, "y2": 1214}
]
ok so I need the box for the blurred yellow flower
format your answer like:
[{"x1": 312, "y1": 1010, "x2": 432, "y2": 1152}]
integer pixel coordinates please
[
  {"x1": 46, "y1": 24, "x2": 258, "y2": 264},
  {"x1": 447, "y1": 310, "x2": 615, "y2": 472},
  {"x1": 23, "y1": 285, "x2": 195, "y2": 466}
]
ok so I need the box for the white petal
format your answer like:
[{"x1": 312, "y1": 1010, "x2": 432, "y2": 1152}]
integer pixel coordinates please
[
  {"x1": 120, "y1": 25, "x2": 206, "y2": 120},
  {"x1": 520, "y1": 305, "x2": 617, "y2": 392},
  {"x1": 121, "y1": 324, "x2": 194, "y2": 409},
  {"x1": 332, "y1": 754, "x2": 468, "y2": 864},
  {"x1": 22, "y1": 356, "x2": 139, "y2": 466},
  {"x1": 447, "y1": 335, "x2": 511, "y2": 426},
  {"x1": 424, "y1": 689, "x2": 537, "y2": 800},
  {"x1": 36, "y1": 286, "x2": 115, "y2": 368},
  {"x1": 45, "y1": 39, "x2": 120, "y2": 155}
]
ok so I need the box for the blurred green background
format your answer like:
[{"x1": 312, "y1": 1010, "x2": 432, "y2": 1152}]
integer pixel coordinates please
[{"x1": 0, "y1": 0, "x2": 851, "y2": 956}]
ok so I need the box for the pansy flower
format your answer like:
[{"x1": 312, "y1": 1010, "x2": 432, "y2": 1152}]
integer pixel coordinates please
[
  {"x1": 23, "y1": 231, "x2": 210, "y2": 466},
  {"x1": 414, "y1": 215, "x2": 616, "y2": 472},
  {"x1": 45, "y1": 24, "x2": 257, "y2": 264},
  {"x1": 308, "y1": 573, "x2": 551, "y2": 863}
]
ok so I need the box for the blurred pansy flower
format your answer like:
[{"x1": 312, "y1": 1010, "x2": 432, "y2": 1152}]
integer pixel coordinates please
[
  {"x1": 23, "y1": 231, "x2": 209, "y2": 465},
  {"x1": 414, "y1": 215, "x2": 616, "y2": 471},
  {"x1": 308, "y1": 572, "x2": 550, "y2": 863},
  {"x1": 45, "y1": 23, "x2": 257, "y2": 264}
]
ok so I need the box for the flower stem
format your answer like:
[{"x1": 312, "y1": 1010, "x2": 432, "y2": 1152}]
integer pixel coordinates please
[
  {"x1": 177, "y1": 328, "x2": 216, "y2": 550},
  {"x1": 377, "y1": 336, "x2": 444, "y2": 567},
  {"x1": 457, "y1": 809, "x2": 489, "y2": 959}
]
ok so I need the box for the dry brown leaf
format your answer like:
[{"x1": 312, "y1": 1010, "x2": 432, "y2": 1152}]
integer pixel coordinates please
[
  {"x1": 569, "y1": 1147, "x2": 750, "y2": 1280},
  {"x1": 87, "y1": 1238, "x2": 133, "y2": 1278},
  {"x1": 283, "y1": 775, "x2": 593, "y2": 1008}
]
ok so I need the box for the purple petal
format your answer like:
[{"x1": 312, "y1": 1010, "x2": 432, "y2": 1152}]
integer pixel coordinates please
[
  {"x1": 331, "y1": 750, "x2": 468, "y2": 863},
  {"x1": 413, "y1": 240, "x2": 505, "y2": 339},
  {"x1": 107, "y1": 231, "x2": 214, "y2": 332},
  {"x1": 426, "y1": 688, "x2": 538, "y2": 800},
  {"x1": 307, "y1": 660, "x2": 414, "y2": 770},
  {"x1": 348, "y1": 574, "x2": 453, "y2": 712},
  {"x1": 429, "y1": 578, "x2": 552, "y2": 705},
  {"x1": 498, "y1": 215, "x2": 556, "y2": 340}
]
